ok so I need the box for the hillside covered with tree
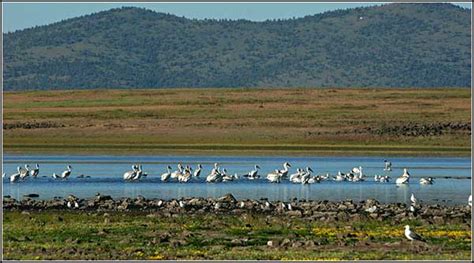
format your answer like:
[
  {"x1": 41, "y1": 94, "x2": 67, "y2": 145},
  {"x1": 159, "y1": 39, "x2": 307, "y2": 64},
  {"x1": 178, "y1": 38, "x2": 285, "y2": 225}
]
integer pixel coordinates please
[{"x1": 3, "y1": 3, "x2": 471, "y2": 90}]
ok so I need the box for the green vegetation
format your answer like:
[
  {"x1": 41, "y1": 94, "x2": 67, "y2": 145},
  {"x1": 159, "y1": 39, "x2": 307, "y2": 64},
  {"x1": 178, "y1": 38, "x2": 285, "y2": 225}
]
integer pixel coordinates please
[
  {"x1": 4, "y1": 3, "x2": 471, "y2": 90},
  {"x1": 3, "y1": 88, "x2": 470, "y2": 155},
  {"x1": 3, "y1": 211, "x2": 471, "y2": 260}
]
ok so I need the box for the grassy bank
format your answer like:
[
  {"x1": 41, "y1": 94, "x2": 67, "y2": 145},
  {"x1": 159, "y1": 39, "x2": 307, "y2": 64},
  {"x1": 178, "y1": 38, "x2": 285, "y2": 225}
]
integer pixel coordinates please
[
  {"x1": 3, "y1": 210, "x2": 471, "y2": 260},
  {"x1": 3, "y1": 88, "x2": 471, "y2": 156}
]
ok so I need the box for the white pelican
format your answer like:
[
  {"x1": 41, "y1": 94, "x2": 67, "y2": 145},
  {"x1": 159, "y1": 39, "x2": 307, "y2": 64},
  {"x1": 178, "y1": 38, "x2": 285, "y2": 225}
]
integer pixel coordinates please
[
  {"x1": 419, "y1": 177, "x2": 434, "y2": 185},
  {"x1": 410, "y1": 193, "x2": 417, "y2": 204},
  {"x1": 178, "y1": 166, "x2": 193, "y2": 182},
  {"x1": 395, "y1": 168, "x2": 410, "y2": 184},
  {"x1": 123, "y1": 165, "x2": 138, "y2": 180},
  {"x1": 352, "y1": 166, "x2": 363, "y2": 177},
  {"x1": 206, "y1": 163, "x2": 222, "y2": 183},
  {"x1": 245, "y1": 165, "x2": 260, "y2": 180},
  {"x1": 60, "y1": 165, "x2": 72, "y2": 179},
  {"x1": 301, "y1": 167, "x2": 314, "y2": 185},
  {"x1": 276, "y1": 162, "x2": 291, "y2": 178},
  {"x1": 384, "y1": 160, "x2": 392, "y2": 171},
  {"x1": 374, "y1": 175, "x2": 380, "y2": 181},
  {"x1": 171, "y1": 163, "x2": 183, "y2": 179},
  {"x1": 131, "y1": 165, "x2": 144, "y2": 181},
  {"x1": 10, "y1": 167, "x2": 21, "y2": 183},
  {"x1": 19, "y1": 164, "x2": 30, "y2": 180},
  {"x1": 29, "y1": 164, "x2": 40, "y2": 178},
  {"x1": 266, "y1": 171, "x2": 283, "y2": 183},
  {"x1": 179, "y1": 200, "x2": 186, "y2": 208},
  {"x1": 334, "y1": 171, "x2": 346, "y2": 181},
  {"x1": 52, "y1": 173, "x2": 60, "y2": 179},
  {"x1": 67, "y1": 200, "x2": 79, "y2": 209},
  {"x1": 404, "y1": 225, "x2": 425, "y2": 242},
  {"x1": 365, "y1": 205, "x2": 377, "y2": 213},
  {"x1": 193, "y1": 164, "x2": 202, "y2": 177},
  {"x1": 161, "y1": 166, "x2": 172, "y2": 182},
  {"x1": 222, "y1": 169, "x2": 238, "y2": 182},
  {"x1": 2, "y1": 173, "x2": 5, "y2": 178},
  {"x1": 469, "y1": 195, "x2": 472, "y2": 207},
  {"x1": 289, "y1": 168, "x2": 303, "y2": 183},
  {"x1": 379, "y1": 175, "x2": 390, "y2": 183}
]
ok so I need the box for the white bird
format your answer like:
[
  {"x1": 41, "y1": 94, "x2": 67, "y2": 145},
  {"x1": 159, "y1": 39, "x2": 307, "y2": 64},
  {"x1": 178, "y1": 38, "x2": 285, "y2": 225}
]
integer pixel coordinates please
[
  {"x1": 193, "y1": 164, "x2": 202, "y2": 177},
  {"x1": 289, "y1": 168, "x2": 303, "y2": 183},
  {"x1": 404, "y1": 225, "x2": 426, "y2": 242},
  {"x1": 245, "y1": 165, "x2": 260, "y2": 180},
  {"x1": 419, "y1": 177, "x2": 434, "y2": 185},
  {"x1": 222, "y1": 169, "x2": 238, "y2": 182},
  {"x1": 384, "y1": 160, "x2": 392, "y2": 171},
  {"x1": 276, "y1": 162, "x2": 291, "y2": 178},
  {"x1": 266, "y1": 171, "x2": 283, "y2": 183},
  {"x1": 178, "y1": 166, "x2": 192, "y2": 182},
  {"x1": 239, "y1": 201, "x2": 245, "y2": 208},
  {"x1": 206, "y1": 163, "x2": 222, "y2": 183},
  {"x1": 334, "y1": 171, "x2": 346, "y2": 182},
  {"x1": 395, "y1": 168, "x2": 410, "y2": 184},
  {"x1": 60, "y1": 165, "x2": 72, "y2": 179},
  {"x1": 410, "y1": 193, "x2": 417, "y2": 204},
  {"x1": 131, "y1": 165, "x2": 144, "y2": 181},
  {"x1": 123, "y1": 165, "x2": 138, "y2": 180},
  {"x1": 365, "y1": 205, "x2": 377, "y2": 213},
  {"x1": 67, "y1": 200, "x2": 79, "y2": 209},
  {"x1": 301, "y1": 167, "x2": 314, "y2": 185},
  {"x1": 19, "y1": 164, "x2": 30, "y2": 180},
  {"x1": 52, "y1": 173, "x2": 60, "y2": 179},
  {"x1": 468, "y1": 195, "x2": 472, "y2": 207},
  {"x1": 2, "y1": 173, "x2": 5, "y2": 178},
  {"x1": 10, "y1": 167, "x2": 22, "y2": 183},
  {"x1": 29, "y1": 164, "x2": 40, "y2": 178},
  {"x1": 352, "y1": 166, "x2": 363, "y2": 177},
  {"x1": 179, "y1": 200, "x2": 186, "y2": 208},
  {"x1": 171, "y1": 163, "x2": 184, "y2": 179},
  {"x1": 161, "y1": 166, "x2": 172, "y2": 182},
  {"x1": 379, "y1": 175, "x2": 390, "y2": 183}
]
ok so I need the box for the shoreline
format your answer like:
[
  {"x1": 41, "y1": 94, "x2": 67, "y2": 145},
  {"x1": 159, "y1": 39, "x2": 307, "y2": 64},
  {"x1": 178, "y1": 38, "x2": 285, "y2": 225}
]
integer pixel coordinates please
[
  {"x1": 3, "y1": 194, "x2": 471, "y2": 260},
  {"x1": 3, "y1": 143, "x2": 471, "y2": 157},
  {"x1": 4, "y1": 194, "x2": 471, "y2": 222}
]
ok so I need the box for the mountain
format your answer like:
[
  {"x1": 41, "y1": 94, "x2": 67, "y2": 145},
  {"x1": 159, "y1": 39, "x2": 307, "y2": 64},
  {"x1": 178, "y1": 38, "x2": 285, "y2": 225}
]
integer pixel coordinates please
[{"x1": 3, "y1": 3, "x2": 471, "y2": 90}]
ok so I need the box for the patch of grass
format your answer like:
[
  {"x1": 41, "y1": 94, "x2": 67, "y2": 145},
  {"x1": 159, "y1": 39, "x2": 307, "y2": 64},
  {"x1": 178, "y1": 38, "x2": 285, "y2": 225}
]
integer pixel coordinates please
[
  {"x1": 2, "y1": 210, "x2": 471, "y2": 260},
  {"x1": 3, "y1": 88, "x2": 471, "y2": 156}
]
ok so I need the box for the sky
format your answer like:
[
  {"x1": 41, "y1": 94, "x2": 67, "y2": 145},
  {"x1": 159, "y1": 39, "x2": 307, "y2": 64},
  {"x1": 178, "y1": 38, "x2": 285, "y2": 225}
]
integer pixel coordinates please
[{"x1": 2, "y1": 2, "x2": 472, "y2": 33}]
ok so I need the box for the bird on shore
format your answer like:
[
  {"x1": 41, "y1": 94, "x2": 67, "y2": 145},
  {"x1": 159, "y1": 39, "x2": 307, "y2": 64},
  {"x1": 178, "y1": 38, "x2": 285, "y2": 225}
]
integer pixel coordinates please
[
  {"x1": 161, "y1": 166, "x2": 172, "y2": 182},
  {"x1": 410, "y1": 193, "x2": 417, "y2": 204},
  {"x1": 29, "y1": 164, "x2": 40, "y2": 178},
  {"x1": 404, "y1": 225, "x2": 426, "y2": 242},
  {"x1": 469, "y1": 195, "x2": 472, "y2": 207},
  {"x1": 419, "y1": 177, "x2": 434, "y2": 185},
  {"x1": 384, "y1": 160, "x2": 392, "y2": 171}
]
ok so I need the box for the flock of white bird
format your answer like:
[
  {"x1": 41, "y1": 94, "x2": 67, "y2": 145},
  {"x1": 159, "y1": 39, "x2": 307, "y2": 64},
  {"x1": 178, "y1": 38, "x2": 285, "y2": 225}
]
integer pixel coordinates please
[
  {"x1": 120, "y1": 160, "x2": 437, "y2": 186},
  {"x1": 0, "y1": 160, "x2": 446, "y2": 187}
]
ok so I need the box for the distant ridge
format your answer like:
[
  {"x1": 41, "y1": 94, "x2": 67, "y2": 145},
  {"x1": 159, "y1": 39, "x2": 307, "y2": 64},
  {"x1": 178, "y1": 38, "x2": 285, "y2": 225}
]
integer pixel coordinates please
[{"x1": 3, "y1": 3, "x2": 471, "y2": 90}]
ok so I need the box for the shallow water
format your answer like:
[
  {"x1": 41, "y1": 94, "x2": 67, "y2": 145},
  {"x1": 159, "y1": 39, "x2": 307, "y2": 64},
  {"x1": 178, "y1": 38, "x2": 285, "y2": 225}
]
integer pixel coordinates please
[{"x1": 2, "y1": 154, "x2": 471, "y2": 205}]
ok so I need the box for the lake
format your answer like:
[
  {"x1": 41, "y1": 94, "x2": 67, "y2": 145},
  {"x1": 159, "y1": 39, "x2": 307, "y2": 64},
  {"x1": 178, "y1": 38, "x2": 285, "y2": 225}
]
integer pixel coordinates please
[{"x1": 2, "y1": 154, "x2": 471, "y2": 205}]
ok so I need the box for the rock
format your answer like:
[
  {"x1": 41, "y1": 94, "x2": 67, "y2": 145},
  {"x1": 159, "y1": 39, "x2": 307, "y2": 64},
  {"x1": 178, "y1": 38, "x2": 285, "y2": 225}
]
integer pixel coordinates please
[
  {"x1": 281, "y1": 238, "x2": 291, "y2": 247},
  {"x1": 23, "y1": 193, "x2": 39, "y2": 198},
  {"x1": 286, "y1": 210, "x2": 302, "y2": 217},
  {"x1": 218, "y1": 193, "x2": 237, "y2": 203},
  {"x1": 432, "y1": 216, "x2": 444, "y2": 224}
]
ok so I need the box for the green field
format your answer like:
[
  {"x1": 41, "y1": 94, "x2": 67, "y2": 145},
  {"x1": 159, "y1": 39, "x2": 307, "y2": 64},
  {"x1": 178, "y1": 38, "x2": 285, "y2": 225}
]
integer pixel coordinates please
[
  {"x1": 3, "y1": 88, "x2": 471, "y2": 156},
  {"x1": 3, "y1": 211, "x2": 471, "y2": 260}
]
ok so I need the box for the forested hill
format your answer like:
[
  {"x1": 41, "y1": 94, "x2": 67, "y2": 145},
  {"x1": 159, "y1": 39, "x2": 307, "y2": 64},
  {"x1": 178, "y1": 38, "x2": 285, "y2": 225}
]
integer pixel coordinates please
[{"x1": 3, "y1": 3, "x2": 471, "y2": 90}]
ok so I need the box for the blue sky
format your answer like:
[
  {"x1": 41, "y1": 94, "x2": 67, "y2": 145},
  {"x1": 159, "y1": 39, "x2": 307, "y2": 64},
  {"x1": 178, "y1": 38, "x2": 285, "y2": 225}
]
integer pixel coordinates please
[{"x1": 3, "y1": 2, "x2": 472, "y2": 33}]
